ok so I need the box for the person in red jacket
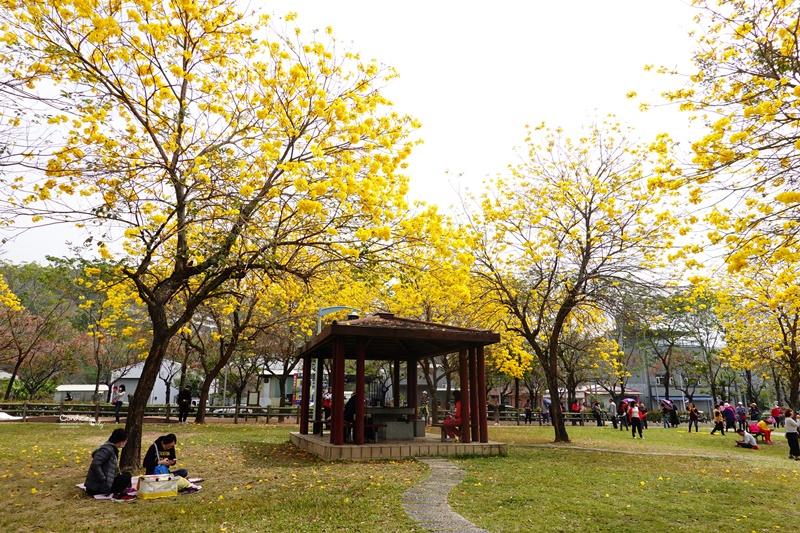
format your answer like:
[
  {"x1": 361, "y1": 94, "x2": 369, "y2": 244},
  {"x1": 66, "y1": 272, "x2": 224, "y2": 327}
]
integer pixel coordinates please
[
  {"x1": 772, "y1": 403, "x2": 784, "y2": 428},
  {"x1": 443, "y1": 390, "x2": 462, "y2": 441},
  {"x1": 639, "y1": 403, "x2": 648, "y2": 430},
  {"x1": 618, "y1": 402, "x2": 629, "y2": 431}
]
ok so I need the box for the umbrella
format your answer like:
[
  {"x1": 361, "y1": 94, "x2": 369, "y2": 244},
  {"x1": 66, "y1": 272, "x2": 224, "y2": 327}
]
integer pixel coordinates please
[
  {"x1": 622, "y1": 398, "x2": 636, "y2": 404},
  {"x1": 660, "y1": 399, "x2": 674, "y2": 408},
  {"x1": 542, "y1": 398, "x2": 552, "y2": 406}
]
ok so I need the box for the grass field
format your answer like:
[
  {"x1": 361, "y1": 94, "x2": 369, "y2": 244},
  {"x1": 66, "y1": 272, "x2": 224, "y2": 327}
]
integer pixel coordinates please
[{"x1": 1, "y1": 421, "x2": 798, "y2": 532}]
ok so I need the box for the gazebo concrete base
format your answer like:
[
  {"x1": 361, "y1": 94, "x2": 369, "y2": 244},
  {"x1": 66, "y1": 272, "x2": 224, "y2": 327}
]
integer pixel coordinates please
[{"x1": 291, "y1": 432, "x2": 507, "y2": 461}]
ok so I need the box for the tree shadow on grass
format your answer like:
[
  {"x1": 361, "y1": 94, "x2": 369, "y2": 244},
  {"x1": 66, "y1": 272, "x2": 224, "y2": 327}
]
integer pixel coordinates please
[{"x1": 239, "y1": 440, "x2": 326, "y2": 468}]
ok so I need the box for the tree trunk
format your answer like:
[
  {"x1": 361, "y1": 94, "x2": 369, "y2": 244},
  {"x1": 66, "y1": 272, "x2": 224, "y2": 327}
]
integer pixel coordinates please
[
  {"x1": 541, "y1": 356, "x2": 569, "y2": 442},
  {"x1": 4, "y1": 356, "x2": 25, "y2": 400},
  {"x1": 233, "y1": 390, "x2": 244, "y2": 424},
  {"x1": 93, "y1": 356, "x2": 102, "y2": 402},
  {"x1": 786, "y1": 357, "x2": 799, "y2": 410},
  {"x1": 120, "y1": 334, "x2": 169, "y2": 470},
  {"x1": 745, "y1": 369, "x2": 755, "y2": 405},
  {"x1": 194, "y1": 374, "x2": 214, "y2": 424},
  {"x1": 773, "y1": 368, "x2": 783, "y2": 407},
  {"x1": 278, "y1": 375, "x2": 289, "y2": 422},
  {"x1": 194, "y1": 343, "x2": 237, "y2": 424}
]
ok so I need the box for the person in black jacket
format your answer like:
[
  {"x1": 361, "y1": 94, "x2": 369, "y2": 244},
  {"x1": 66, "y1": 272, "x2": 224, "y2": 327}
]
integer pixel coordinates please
[
  {"x1": 84, "y1": 429, "x2": 131, "y2": 496},
  {"x1": 177, "y1": 386, "x2": 192, "y2": 424},
  {"x1": 143, "y1": 433, "x2": 188, "y2": 478}
]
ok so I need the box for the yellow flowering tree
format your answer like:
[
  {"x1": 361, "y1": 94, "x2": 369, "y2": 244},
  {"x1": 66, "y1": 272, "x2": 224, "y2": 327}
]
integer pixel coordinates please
[
  {"x1": 0, "y1": 1, "x2": 418, "y2": 466},
  {"x1": 468, "y1": 118, "x2": 679, "y2": 442},
  {"x1": 663, "y1": 0, "x2": 800, "y2": 269},
  {"x1": 47, "y1": 258, "x2": 148, "y2": 401},
  {"x1": 381, "y1": 208, "x2": 518, "y2": 418},
  {"x1": 676, "y1": 281, "x2": 729, "y2": 404},
  {"x1": 0, "y1": 273, "x2": 22, "y2": 365},
  {"x1": 716, "y1": 248, "x2": 800, "y2": 408}
]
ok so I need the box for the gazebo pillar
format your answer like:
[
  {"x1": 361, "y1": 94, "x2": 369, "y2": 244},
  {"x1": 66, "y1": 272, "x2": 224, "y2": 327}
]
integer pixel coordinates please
[
  {"x1": 300, "y1": 355, "x2": 312, "y2": 435},
  {"x1": 458, "y1": 347, "x2": 471, "y2": 443},
  {"x1": 355, "y1": 340, "x2": 366, "y2": 445},
  {"x1": 469, "y1": 347, "x2": 479, "y2": 442},
  {"x1": 393, "y1": 359, "x2": 401, "y2": 407},
  {"x1": 314, "y1": 357, "x2": 325, "y2": 434},
  {"x1": 407, "y1": 358, "x2": 417, "y2": 416},
  {"x1": 331, "y1": 338, "x2": 346, "y2": 445},
  {"x1": 477, "y1": 346, "x2": 488, "y2": 443}
]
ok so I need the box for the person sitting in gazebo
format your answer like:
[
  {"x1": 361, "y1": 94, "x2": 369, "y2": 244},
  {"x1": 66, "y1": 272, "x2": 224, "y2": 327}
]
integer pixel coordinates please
[
  {"x1": 344, "y1": 394, "x2": 375, "y2": 443},
  {"x1": 442, "y1": 390, "x2": 462, "y2": 442}
]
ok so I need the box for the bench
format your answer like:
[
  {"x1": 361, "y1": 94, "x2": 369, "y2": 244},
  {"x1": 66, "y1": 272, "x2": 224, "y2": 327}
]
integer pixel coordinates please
[
  {"x1": 343, "y1": 421, "x2": 386, "y2": 443},
  {"x1": 748, "y1": 428, "x2": 770, "y2": 443},
  {"x1": 430, "y1": 422, "x2": 461, "y2": 442},
  {"x1": 563, "y1": 412, "x2": 587, "y2": 426},
  {"x1": 310, "y1": 418, "x2": 330, "y2": 435}
]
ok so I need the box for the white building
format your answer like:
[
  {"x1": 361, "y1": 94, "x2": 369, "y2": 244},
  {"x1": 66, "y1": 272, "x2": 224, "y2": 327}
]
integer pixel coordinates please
[
  {"x1": 111, "y1": 360, "x2": 183, "y2": 405},
  {"x1": 257, "y1": 364, "x2": 301, "y2": 406},
  {"x1": 54, "y1": 384, "x2": 109, "y2": 403}
]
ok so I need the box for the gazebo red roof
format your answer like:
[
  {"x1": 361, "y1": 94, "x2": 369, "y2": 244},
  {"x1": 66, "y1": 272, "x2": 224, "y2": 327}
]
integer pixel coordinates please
[{"x1": 297, "y1": 312, "x2": 501, "y2": 361}]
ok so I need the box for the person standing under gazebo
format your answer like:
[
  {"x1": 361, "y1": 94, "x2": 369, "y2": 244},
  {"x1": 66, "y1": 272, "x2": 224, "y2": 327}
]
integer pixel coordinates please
[{"x1": 418, "y1": 391, "x2": 430, "y2": 427}]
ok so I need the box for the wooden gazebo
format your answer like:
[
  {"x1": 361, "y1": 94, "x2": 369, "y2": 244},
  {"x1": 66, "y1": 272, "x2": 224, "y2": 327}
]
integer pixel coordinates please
[{"x1": 295, "y1": 313, "x2": 501, "y2": 449}]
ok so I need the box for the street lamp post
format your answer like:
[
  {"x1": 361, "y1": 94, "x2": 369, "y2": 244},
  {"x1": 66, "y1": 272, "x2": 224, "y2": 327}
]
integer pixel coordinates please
[
  {"x1": 222, "y1": 367, "x2": 228, "y2": 408},
  {"x1": 316, "y1": 306, "x2": 362, "y2": 334}
]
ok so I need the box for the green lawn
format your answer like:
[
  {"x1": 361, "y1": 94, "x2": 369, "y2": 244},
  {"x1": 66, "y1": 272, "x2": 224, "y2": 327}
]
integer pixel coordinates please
[
  {"x1": 454, "y1": 423, "x2": 800, "y2": 533},
  {"x1": 1, "y1": 421, "x2": 798, "y2": 532}
]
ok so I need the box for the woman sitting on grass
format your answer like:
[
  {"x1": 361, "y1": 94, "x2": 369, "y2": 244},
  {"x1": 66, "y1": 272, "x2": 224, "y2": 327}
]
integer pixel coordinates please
[
  {"x1": 84, "y1": 428, "x2": 132, "y2": 497},
  {"x1": 143, "y1": 433, "x2": 193, "y2": 491}
]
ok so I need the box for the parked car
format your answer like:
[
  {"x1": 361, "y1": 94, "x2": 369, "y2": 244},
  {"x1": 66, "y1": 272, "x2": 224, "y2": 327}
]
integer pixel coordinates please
[{"x1": 212, "y1": 406, "x2": 252, "y2": 415}]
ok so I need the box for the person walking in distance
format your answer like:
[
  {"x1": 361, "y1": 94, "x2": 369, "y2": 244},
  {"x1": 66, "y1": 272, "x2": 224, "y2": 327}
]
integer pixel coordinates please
[
  {"x1": 784, "y1": 408, "x2": 800, "y2": 460},
  {"x1": 736, "y1": 402, "x2": 748, "y2": 431},
  {"x1": 710, "y1": 404, "x2": 725, "y2": 435},
  {"x1": 592, "y1": 400, "x2": 604, "y2": 427},
  {"x1": 639, "y1": 403, "x2": 648, "y2": 430},
  {"x1": 608, "y1": 398, "x2": 618, "y2": 429},
  {"x1": 111, "y1": 385, "x2": 126, "y2": 424},
  {"x1": 619, "y1": 402, "x2": 629, "y2": 432},
  {"x1": 630, "y1": 402, "x2": 643, "y2": 439},
  {"x1": 178, "y1": 385, "x2": 192, "y2": 424},
  {"x1": 688, "y1": 402, "x2": 700, "y2": 433}
]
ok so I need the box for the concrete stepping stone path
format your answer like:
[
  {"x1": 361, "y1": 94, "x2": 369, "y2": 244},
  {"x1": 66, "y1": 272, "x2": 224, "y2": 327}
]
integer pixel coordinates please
[{"x1": 402, "y1": 457, "x2": 489, "y2": 533}]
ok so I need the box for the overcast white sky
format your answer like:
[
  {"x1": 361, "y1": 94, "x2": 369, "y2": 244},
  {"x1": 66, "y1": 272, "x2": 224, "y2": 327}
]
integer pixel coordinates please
[
  {"x1": 264, "y1": 1, "x2": 700, "y2": 201},
  {"x1": 3, "y1": 1, "x2": 701, "y2": 263}
]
